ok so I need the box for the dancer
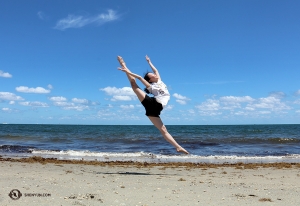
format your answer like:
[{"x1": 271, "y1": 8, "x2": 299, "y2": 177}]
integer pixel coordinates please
[{"x1": 117, "y1": 55, "x2": 189, "y2": 154}]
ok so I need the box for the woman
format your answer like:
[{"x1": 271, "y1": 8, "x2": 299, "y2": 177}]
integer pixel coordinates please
[{"x1": 117, "y1": 55, "x2": 189, "y2": 154}]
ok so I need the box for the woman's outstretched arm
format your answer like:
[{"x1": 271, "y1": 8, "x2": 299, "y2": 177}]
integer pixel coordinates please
[
  {"x1": 118, "y1": 66, "x2": 151, "y2": 88},
  {"x1": 146, "y1": 55, "x2": 161, "y2": 80}
]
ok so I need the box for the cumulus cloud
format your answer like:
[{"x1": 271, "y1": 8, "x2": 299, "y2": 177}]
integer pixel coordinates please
[
  {"x1": 246, "y1": 96, "x2": 290, "y2": 111},
  {"x1": 173, "y1": 93, "x2": 190, "y2": 105},
  {"x1": 63, "y1": 105, "x2": 89, "y2": 111},
  {"x1": 219, "y1": 96, "x2": 254, "y2": 102},
  {"x1": 19, "y1": 101, "x2": 49, "y2": 107},
  {"x1": 269, "y1": 91, "x2": 286, "y2": 99},
  {"x1": 72, "y1": 98, "x2": 89, "y2": 104},
  {"x1": 112, "y1": 96, "x2": 133, "y2": 101},
  {"x1": 219, "y1": 96, "x2": 255, "y2": 110},
  {"x1": 120, "y1": 105, "x2": 135, "y2": 109},
  {"x1": 50, "y1": 96, "x2": 93, "y2": 111},
  {"x1": 100, "y1": 86, "x2": 136, "y2": 101},
  {"x1": 48, "y1": 84, "x2": 53, "y2": 90},
  {"x1": 0, "y1": 92, "x2": 23, "y2": 101},
  {"x1": 101, "y1": 86, "x2": 134, "y2": 96},
  {"x1": 54, "y1": 9, "x2": 119, "y2": 30},
  {"x1": 164, "y1": 105, "x2": 174, "y2": 111},
  {"x1": 16, "y1": 86, "x2": 51, "y2": 94},
  {"x1": 49, "y1": 96, "x2": 67, "y2": 102},
  {"x1": 53, "y1": 101, "x2": 73, "y2": 107},
  {"x1": 196, "y1": 94, "x2": 291, "y2": 117},
  {"x1": 2, "y1": 108, "x2": 12, "y2": 112},
  {"x1": 0, "y1": 70, "x2": 12, "y2": 78},
  {"x1": 52, "y1": 101, "x2": 89, "y2": 111},
  {"x1": 196, "y1": 99, "x2": 220, "y2": 111}
]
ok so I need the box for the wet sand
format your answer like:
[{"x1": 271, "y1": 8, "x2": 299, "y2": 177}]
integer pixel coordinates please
[{"x1": 0, "y1": 156, "x2": 300, "y2": 205}]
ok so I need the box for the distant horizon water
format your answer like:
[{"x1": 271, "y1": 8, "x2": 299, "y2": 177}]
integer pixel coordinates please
[{"x1": 1, "y1": 124, "x2": 299, "y2": 164}]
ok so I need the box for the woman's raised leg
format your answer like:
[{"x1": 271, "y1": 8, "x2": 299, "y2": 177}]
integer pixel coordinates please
[
  {"x1": 118, "y1": 56, "x2": 146, "y2": 102},
  {"x1": 148, "y1": 116, "x2": 189, "y2": 154}
]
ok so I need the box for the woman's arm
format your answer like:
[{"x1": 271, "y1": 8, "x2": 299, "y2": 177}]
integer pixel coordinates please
[
  {"x1": 118, "y1": 67, "x2": 151, "y2": 88},
  {"x1": 146, "y1": 55, "x2": 161, "y2": 80}
]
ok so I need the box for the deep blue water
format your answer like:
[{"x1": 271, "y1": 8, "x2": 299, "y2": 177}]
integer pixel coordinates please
[{"x1": 0, "y1": 124, "x2": 299, "y2": 163}]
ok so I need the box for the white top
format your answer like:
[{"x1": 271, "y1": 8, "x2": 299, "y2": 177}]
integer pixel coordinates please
[{"x1": 147, "y1": 79, "x2": 170, "y2": 107}]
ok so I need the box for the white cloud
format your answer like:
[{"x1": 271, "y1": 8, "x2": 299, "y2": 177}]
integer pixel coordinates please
[
  {"x1": 0, "y1": 70, "x2": 12, "y2": 78},
  {"x1": 176, "y1": 99, "x2": 187, "y2": 105},
  {"x1": 246, "y1": 96, "x2": 290, "y2": 111},
  {"x1": 164, "y1": 105, "x2": 174, "y2": 110},
  {"x1": 112, "y1": 96, "x2": 133, "y2": 101},
  {"x1": 173, "y1": 93, "x2": 188, "y2": 100},
  {"x1": 294, "y1": 99, "x2": 300, "y2": 105},
  {"x1": 49, "y1": 95, "x2": 97, "y2": 111},
  {"x1": 188, "y1": 109, "x2": 195, "y2": 114},
  {"x1": 219, "y1": 96, "x2": 255, "y2": 110},
  {"x1": 2, "y1": 108, "x2": 12, "y2": 112},
  {"x1": 196, "y1": 94, "x2": 291, "y2": 117},
  {"x1": 9, "y1": 101, "x2": 15, "y2": 105},
  {"x1": 49, "y1": 96, "x2": 67, "y2": 102},
  {"x1": 0, "y1": 92, "x2": 24, "y2": 101},
  {"x1": 120, "y1": 105, "x2": 135, "y2": 109},
  {"x1": 48, "y1": 84, "x2": 53, "y2": 90},
  {"x1": 19, "y1": 101, "x2": 49, "y2": 107},
  {"x1": 101, "y1": 86, "x2": 134, "y2": 96},
  {"x1": 16, "y1": 86, "x2": 51, "y2": 94},
  {"x1": 100, "y1": 86, "x2": 136, "y2": 101},
  {"x1": 63, "y1": 105, "x2": 89, "y2": 111},
  {"x1": 52, "y1": 99, "x2": 90, "y2": 111},
  {"x1": 72, "y1": 98, "x2": 89, "y2": 104},
  {"x1": 295, "y1": 90, "x2": 300, "y2": 96},
  {"x1": 173, "y1": 93, "x2": 190, "y2": 105},
  {"x1": 257, "y1": 111, "x2": 271, "y2": 114},
  {"x1": 37, "y1": 11, "x2": 48, "y2": 20},
  {"x1": 269, "y1": 91, "x2": 286, "y2": 99},
  {"x1": 91, "y1": 101, "x2": 100, "y2": 106},
  {"x1": 54, "y1": 9, "x2": 119, "y2": 30},
  {"x1": 219, "y1": 96, "x2": 254, "y2": 103},
  {"x1": 196, "y1": 99, "x2": 220, "y2": 111},
  {"x1": 53, "y1": 101, "x2": 73, "y2": 107}
]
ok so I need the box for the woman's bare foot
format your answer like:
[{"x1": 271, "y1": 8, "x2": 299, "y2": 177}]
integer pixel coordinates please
[
  {"x1": 117, "y1": 56, "x2": 126, "y2": 67},
  {"x1": 177, "y1": 147, "x2": 189, "y2": 154}
]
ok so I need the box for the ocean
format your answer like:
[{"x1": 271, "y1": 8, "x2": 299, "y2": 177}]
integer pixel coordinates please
[{"x1": 0, "y1": 124, "x2": 299, "y2": 164}]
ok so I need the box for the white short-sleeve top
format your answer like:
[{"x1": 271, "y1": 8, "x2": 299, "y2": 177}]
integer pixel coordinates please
[{"x1": 147, "y1": 79, "x2": 170, "y2": 107}]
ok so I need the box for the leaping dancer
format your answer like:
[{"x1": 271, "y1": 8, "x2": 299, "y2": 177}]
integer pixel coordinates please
[{"x1": 117, "y1": 55, "x2": 189, "y2": 154}]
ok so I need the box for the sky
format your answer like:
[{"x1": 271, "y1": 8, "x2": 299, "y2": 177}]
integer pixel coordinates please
[{"x1": 1, "y1": 0, "x2": 300, "y2": 125}]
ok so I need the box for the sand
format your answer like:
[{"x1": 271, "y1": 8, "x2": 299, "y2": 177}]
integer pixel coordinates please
[{"x1": 0, "y1": 156, "x2": 299, "y2": 206}]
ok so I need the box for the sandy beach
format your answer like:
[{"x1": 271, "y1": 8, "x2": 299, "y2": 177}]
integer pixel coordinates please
[{"x1": 0, "y1": 157, "x2": 299, "y2": 206}]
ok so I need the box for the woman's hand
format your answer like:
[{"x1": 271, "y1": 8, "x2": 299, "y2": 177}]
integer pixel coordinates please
[
  {"x1": 118, "y1": 67, "x2": 130, "y2": 73},
  {"x1": 145, "y1": 55, "x2": 151, "y2": 63},
  {"x1": 117, "y1": 56, "x2": 126, "y2": 67}
]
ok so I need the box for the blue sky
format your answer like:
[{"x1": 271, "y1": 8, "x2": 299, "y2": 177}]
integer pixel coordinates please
[{"x1": 1, "y1": 0, "x2": 300, "y2": 125}]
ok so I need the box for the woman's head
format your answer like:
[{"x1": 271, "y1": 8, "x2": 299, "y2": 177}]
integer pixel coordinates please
[
  {"x1": 144, "y1": 72, "x2": 158, "y2": 83},
  {"x1": 143, "y1": 72, "x2": 158, "y2": 94}
]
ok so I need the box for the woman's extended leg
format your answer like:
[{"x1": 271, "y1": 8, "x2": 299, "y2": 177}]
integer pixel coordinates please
[
  {"x1": 118, "y1": 56, "x2": 146, "y2": 102},
  {"x1": 148, "y1": 116, "x2": 189, "y2": 154}
]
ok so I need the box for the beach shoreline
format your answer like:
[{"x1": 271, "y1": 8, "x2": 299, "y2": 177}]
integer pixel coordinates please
[{"x1": 1, "y1": 157, "x2": 300, "y2": 205}]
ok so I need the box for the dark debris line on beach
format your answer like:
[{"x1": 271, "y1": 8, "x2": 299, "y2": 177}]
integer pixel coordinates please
[{"x1": 0, "y1": 156, "x2": 300, "y2": 169}]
